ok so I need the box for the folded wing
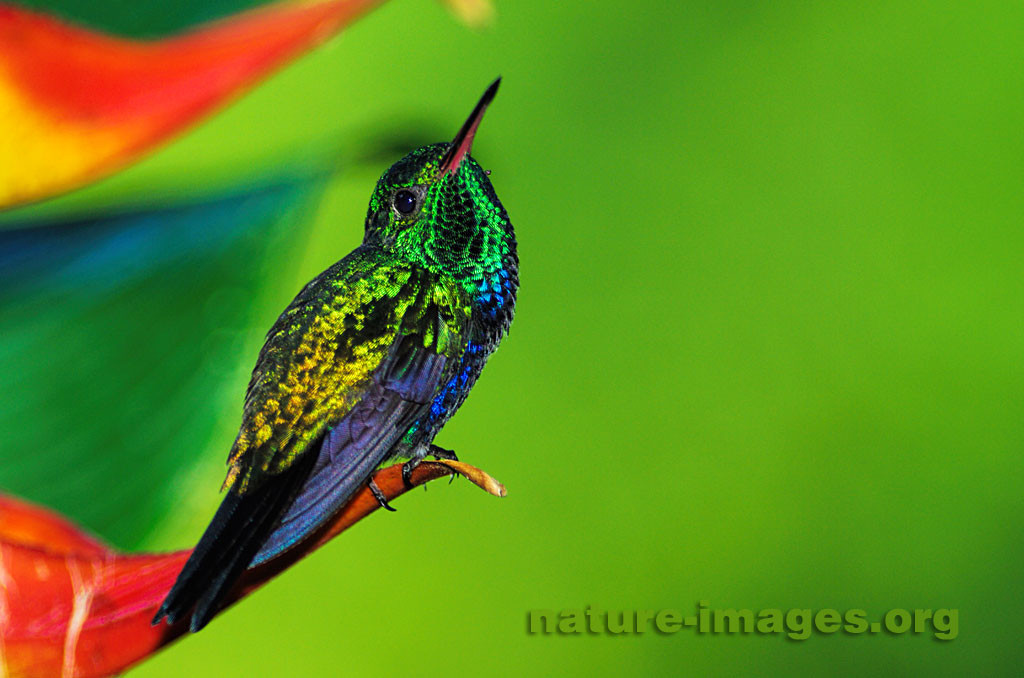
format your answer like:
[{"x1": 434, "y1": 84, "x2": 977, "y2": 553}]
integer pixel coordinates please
[{"x1": 154, "y1": 257, "x2": 470, "y2": 631}]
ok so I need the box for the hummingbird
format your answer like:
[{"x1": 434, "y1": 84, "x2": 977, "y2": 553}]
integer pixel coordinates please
[{"x1": 153, "y1": 78, "x2": 517, "y2": 632}]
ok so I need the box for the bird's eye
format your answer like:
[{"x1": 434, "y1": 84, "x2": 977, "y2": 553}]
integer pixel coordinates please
[{"x1": 393, "y1": 189, "x2": 417, "y2": 215}]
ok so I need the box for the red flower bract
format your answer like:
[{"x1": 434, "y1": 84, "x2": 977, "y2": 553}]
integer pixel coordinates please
[{"x1": 0, "y1": 0, "x2": 388, "y2": 210}]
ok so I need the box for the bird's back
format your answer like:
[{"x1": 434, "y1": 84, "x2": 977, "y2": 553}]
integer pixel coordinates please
[{"x1": 225, "y1": 245, "x2": 473, "y2": 492}]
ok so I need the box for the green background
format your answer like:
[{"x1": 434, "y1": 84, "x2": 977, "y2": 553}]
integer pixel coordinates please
[{"x1": 2, "y1": 0, "x2": 1022, "y2": 675}]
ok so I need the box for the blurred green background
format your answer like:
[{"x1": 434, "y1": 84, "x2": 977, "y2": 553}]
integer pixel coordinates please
[{"x1": 1, "y1": 0, "x2": 1022, "y2": 675}]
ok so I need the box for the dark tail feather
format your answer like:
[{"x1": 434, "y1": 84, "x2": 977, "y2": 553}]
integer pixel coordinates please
[
  {"x1": 152, "y1": 450, "x2": 317, "y2": 632},
  {"x1": 187, "y1": 480, "x2": 296, "y2": 632}
]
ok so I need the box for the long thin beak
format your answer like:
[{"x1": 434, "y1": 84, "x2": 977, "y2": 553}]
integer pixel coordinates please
[{"x1": 440, "y1": 77, "x2": 501, "y2": 177}]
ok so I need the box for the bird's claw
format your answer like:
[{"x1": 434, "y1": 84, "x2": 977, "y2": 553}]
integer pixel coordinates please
[
  {"x1": 402, "y1": 446, "x2": 459, "y2": 488},
  {"x1": 401, "y1": 459, "x2": 418, "y2": 489},
  {"x1": 428, "y1": 445, "x2": 460, "y2": 484},
  {"x1": 368, "y1": 477, "x2": 397, "y2": 512},
  {"x1": 429, "y1": 444, "x2": 458, "y2": 462}
]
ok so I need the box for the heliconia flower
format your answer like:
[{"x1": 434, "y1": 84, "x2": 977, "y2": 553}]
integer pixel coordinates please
[
  {"x1": 0, "y1": 460, "x2": 504, "y2": 678},
  {"x1": 0, "y1": 0, "x2": 492, "y2": 211}
]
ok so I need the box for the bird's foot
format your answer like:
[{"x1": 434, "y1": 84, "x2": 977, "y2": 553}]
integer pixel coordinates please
[
  {"x1": 429, "y1": 445, "x2": 458, "y2": 462},
  {"x1": 368, "y1": 477, "x2": 397, "y2": 512},
  {"x1": 403, "y1": 446, "x2": 460, "y2": 488},
  {"x1": 429, "y1": 445, "x2": 459, "y2": 485},
  {"x1": 401, "y1": 458, "x2": 420, "y2": 489}
]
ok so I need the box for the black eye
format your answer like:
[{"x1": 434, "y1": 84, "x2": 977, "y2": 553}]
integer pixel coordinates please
[{"x1": 393, "y1": 189, "x2": 417, "y2": 215}]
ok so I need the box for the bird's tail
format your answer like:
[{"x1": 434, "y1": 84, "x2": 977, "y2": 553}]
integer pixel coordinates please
[{"x1": 152, "y1": 450, "x2": 317, "y2": 632}]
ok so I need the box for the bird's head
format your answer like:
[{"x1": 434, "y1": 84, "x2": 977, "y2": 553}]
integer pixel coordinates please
[{"x1": 363, "y1": 79, "x2": 514, "y2": 285}]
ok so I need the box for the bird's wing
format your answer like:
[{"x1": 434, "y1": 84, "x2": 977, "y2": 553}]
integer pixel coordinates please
[
  {"x1": 248, "y1": 329, "x2": 455, "y2": 566},
  {"x1": 155, "y1": 256, "x2": 471, "y2": 631},
  {"x1": 228, "y1": 258, "x2": 468, "y2": 491}
]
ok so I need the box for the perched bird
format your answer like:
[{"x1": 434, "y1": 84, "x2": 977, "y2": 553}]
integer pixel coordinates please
[{"x1": 153, "y1": 79, "x2": 517, "y2": 632}]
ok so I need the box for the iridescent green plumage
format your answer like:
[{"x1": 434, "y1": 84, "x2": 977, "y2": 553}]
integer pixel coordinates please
[
  {"x1": 154, "y1": 79, "x2": 518, "y2": 632},
  {"x1": 226, "y1": 255, "x2": 471, "y2": 489}
]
